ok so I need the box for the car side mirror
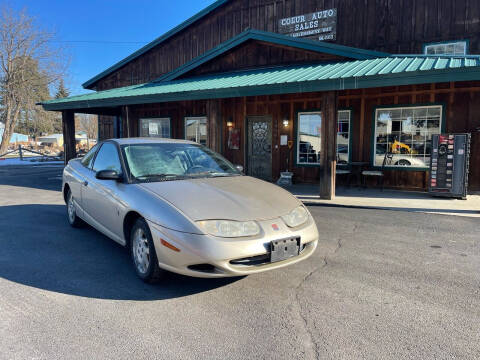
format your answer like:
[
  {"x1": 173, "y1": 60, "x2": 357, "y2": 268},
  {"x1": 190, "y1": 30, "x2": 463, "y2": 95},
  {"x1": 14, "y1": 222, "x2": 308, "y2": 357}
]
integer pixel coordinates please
[
  {"x1": 235, "y1": 165, "x2": 244, "y2": 173},
  {"x1": 96, "y1": 169, "x2": 122, "y2": 181}
]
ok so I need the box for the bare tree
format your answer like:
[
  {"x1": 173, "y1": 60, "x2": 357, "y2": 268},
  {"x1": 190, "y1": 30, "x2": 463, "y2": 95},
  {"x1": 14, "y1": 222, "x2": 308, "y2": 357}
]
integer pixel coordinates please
[
  {"x1": 76, "y1": 113, "x2": 98, "y2": 141},
  {"x1": 0, "y1": 6, "x2": 67, "y2": 154}
]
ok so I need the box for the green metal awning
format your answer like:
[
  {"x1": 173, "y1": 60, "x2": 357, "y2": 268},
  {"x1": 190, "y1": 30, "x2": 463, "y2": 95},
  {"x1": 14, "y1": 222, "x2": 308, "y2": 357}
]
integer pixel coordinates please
[{"x1": 42, "y1": 55, "x2": 480, "y2": 111}]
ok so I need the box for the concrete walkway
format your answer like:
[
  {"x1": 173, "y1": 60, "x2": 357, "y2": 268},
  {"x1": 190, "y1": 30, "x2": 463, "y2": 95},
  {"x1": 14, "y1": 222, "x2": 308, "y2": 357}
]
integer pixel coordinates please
[{"x1": 286, "y1": 185, "x2": 480, "y2": 218}]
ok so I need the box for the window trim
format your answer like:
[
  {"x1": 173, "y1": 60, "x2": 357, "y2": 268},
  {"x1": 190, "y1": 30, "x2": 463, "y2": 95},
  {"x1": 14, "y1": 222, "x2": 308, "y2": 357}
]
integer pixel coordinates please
[
  {"x1": 81, "y1": 143, "x2": 100, "y2": 169},
  {"x1": 336, "y1": 108, "x2": 353, "y2": 167},
  {"x1": 184, "y1": 115, "x2": 208, "y2": 144},
  {"x1": 423, "y1": 40, "x2": 469, "y2": 55},
  {"x1": 139, "y1": 117, "x2": 171, "y2": 138},
  {"x1": 370, "y1": 103, "x2": 446, "y2": 171},
  {"x1": 294, "y1": 109, "x2": 323, "y2": 167},
  {"x1": 91, "y1": 141, "x2": 125, "y2": 176}
]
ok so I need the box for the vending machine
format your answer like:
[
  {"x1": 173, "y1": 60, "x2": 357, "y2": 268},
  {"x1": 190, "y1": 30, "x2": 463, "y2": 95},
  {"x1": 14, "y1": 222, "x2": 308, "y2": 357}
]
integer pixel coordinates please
[{"x1": 429, "y1": 133, "x2": 471, "y2": 199}]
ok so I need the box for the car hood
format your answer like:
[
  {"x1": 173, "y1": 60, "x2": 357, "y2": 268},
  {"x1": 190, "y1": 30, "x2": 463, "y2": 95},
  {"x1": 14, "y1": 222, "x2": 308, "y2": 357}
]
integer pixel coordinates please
[{"x1": 138, "y1": 176, "x2": 300, "y2": 222}]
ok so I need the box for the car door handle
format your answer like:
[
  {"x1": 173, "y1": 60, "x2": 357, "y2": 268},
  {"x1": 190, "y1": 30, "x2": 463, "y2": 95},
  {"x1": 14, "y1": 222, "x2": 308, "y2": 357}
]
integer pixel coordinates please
[{"x1": 83, "y1": 180, "x2": 88, "y2": 186}]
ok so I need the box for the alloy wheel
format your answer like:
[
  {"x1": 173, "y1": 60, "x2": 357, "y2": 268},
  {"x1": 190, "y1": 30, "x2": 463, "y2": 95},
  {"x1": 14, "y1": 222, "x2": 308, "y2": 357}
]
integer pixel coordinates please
[
  {"x1": 133, "y1": 228, "x2": 150, "y2": 274},
  {"x1": 68, "y1": 193, "x2": 76, "y2": 223}
]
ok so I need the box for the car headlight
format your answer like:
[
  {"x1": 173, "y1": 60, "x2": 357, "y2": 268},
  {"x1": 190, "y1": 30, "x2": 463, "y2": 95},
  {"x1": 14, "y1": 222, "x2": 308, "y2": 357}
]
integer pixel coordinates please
[
  {"x1": 281, "y1": 206, "x2": 309, "y2": 228},
  {"x1": 196, "y1": 220, "x2": 260, "y2": 238}
]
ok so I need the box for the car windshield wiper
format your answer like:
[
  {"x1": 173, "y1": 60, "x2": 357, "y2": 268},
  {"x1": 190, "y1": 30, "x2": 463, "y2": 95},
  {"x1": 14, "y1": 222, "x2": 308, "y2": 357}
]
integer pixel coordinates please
[
  {"x1": 188, "y1": 171, "x2": 237, "y2": 178},
  {"x1": 134, "y1": 173, "x2": 184, "y2": 181}
]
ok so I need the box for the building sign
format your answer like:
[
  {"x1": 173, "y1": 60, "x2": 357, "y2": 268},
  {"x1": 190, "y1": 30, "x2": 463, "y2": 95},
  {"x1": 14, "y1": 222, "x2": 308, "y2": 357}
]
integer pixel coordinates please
[{"x1": 278, "y1": 9, "x2": 337, "y2": 41}]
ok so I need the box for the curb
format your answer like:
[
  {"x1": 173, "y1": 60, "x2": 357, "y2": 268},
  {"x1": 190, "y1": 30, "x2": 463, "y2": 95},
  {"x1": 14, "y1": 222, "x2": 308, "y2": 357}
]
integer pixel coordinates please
[{"x1": 298, "y1": 199, "x2": 480, "y2": 218}]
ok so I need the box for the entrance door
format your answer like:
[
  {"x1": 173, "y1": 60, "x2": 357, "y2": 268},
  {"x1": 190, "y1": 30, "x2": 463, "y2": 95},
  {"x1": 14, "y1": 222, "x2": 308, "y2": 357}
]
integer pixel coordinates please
[{"x1": 247, "y1": 116, "x2": 272, "y2": 181}]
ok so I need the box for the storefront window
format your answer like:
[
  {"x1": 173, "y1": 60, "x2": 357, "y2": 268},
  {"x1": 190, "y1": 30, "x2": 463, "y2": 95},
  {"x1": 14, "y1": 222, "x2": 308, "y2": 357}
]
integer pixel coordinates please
[
  {"x1": 424, "y1": 41, "x2": 467, "y2": 55},
  {"x1": 374, "y1": 105, "x2": 442, "y2": 168},
  {"x1": 337, "y1": 110, "x2": 351, "y2": 165},
  {"x1": 297, "y1": 112, "x2": 321, "y2": 165},
  {"x1": 185, "y1": 117, "x2": 207, "y2": 145},
  {"x1": 140, "y1": 118, "x2": 171, "y2": 138}
]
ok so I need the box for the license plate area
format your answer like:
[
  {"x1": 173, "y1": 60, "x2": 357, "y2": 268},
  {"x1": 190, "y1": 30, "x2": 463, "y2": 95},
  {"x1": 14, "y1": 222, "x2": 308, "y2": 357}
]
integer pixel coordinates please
[{"x1": 270, "y1": 237, "x2": 300, "y2": 263}]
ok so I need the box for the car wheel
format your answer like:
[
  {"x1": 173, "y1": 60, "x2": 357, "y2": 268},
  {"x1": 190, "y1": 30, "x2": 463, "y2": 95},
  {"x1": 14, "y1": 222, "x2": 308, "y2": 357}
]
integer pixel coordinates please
[
  {"x1": 395, "y1": 159, "x2": 411, "y2": 166},
  {"x1": 66, "y1": 188, "x2": 83, "y2": 228},
  {"x1": 130, "y1": 218, "x2": 164, "y2": 283}
]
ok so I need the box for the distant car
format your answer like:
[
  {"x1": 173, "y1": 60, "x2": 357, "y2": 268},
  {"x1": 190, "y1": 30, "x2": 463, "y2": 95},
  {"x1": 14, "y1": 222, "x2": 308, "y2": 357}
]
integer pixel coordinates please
[{"x1": 63, "y1": 138, "x2": 319, "y2": 282}]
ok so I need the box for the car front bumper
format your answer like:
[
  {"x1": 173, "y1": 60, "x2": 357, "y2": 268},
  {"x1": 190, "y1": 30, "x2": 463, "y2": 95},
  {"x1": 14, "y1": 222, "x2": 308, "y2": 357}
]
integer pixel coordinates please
[{"x1": 147, "y1": 216, "x2": 319, "y2": 278}]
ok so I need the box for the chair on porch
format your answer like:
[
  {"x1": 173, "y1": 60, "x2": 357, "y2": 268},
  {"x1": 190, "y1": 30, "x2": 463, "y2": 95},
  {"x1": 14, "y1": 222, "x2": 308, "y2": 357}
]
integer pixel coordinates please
[
  {"x1": 335, "y1": 154, "x2": 352, "y2": 186},
  {"x1": 361, "y1": 152, "x2": 392, "y2": 190}
]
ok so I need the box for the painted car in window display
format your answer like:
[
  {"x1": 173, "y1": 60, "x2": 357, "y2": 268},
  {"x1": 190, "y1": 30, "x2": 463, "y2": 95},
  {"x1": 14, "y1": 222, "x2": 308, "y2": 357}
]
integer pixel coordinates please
[
  {"x1": 375, "y1": 143, "x2": 429, "y2": 167},
  {"x1": 63, "y1": 138, "x2": 319, "y2": 282}
]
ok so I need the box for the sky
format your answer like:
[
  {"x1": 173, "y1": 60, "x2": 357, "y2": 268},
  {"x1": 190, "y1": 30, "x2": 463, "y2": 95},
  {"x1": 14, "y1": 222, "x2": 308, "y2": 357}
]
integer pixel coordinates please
[{"x1": 3, "y1": 0, "x2": 217, "y2": 95}]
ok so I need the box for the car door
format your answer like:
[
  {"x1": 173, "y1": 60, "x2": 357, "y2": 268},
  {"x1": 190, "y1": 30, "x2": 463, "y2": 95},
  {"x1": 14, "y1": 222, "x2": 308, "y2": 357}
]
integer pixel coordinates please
[
  {"x1": 67, "y1": 144, "x2": 99, "y2": 217},
  {"x1": 82, "y1": 142, "x2": 125, "y2": 242}
]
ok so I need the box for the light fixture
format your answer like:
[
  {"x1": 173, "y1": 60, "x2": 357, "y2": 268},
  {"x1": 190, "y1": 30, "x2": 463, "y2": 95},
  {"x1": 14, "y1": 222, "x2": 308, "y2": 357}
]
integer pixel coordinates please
[
  {"x1": 226, "y1": 117, "x2": 234, "y2": 128},
  {"x1": 283, "y1": 119, "x2": 289, "y2": 127}
]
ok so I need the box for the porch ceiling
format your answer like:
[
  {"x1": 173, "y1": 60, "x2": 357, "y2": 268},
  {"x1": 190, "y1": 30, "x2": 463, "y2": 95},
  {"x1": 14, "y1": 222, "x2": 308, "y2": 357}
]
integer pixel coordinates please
[{"x1": 41, "y1": 55, "x2": 480, "y2": 111}]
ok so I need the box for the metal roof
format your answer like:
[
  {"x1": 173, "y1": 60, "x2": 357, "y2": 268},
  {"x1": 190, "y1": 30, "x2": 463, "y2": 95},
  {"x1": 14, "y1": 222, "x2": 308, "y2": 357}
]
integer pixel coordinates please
[{"x1": 42, "y1": 56, "x2": 480, "y2": 111}]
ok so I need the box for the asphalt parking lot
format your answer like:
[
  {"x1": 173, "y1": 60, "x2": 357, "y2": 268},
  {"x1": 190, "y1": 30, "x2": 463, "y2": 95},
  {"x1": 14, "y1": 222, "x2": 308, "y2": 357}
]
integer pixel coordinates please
[{"x1": 0, "y1": 164, "x2": 479, "y2": 360}]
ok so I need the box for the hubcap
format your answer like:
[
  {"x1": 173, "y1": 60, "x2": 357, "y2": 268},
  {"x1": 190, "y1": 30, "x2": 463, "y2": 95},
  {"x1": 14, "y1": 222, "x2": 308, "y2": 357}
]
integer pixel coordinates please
[
  {"x1": 133, "y1": 228, "x2": 150, "y2": 274},
  {"x1": 68, "y1": 193, "x2": 75, "y2": 223}
]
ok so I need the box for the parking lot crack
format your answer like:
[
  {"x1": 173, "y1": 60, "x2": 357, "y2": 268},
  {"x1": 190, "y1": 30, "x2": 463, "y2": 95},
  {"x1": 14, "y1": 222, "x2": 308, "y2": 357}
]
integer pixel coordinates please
[
  {"x1": 333, "y1": 237, "x2": 342, "y2": 253},
  {"x1": 292, "y1": 233, "x2": 348, "y2": 358},
  {"x1": 294, "y1": 263, "x2": 324, "y2": 359}
]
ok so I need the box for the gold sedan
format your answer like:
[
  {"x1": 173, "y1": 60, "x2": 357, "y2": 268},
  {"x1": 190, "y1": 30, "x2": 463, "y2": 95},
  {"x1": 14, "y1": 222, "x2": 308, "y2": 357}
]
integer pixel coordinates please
[{"x1": 63, "y1": 138, "x2": 319, "y2": 282}]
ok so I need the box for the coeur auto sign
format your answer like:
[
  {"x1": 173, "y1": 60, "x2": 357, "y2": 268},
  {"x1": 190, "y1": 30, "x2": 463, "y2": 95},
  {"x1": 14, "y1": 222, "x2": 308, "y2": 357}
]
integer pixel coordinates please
[{"x1": 278, "y1": 8, "x2": 337, "y2": 41}]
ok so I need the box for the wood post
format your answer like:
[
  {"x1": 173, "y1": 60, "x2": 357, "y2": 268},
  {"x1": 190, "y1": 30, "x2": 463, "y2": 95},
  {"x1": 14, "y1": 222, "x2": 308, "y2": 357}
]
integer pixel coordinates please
[
  {"x1": 320, "y1": 91, "x2": 338, "y2": 200},
  {"x1": 62, "y1": 110, "x2": 76, "y2": 165},
  {"x1": 206, "y1": 99, "x2": 222, "y2": 152},
  {"x1": 120, "y1": 106, "x2": 132, "y2": 138}
]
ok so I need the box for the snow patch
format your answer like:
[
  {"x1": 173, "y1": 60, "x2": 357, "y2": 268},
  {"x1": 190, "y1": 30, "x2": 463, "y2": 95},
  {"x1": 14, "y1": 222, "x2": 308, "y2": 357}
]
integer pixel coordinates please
[{"x1": 0, "y1": 157, "x2": 64, "y2": 166}]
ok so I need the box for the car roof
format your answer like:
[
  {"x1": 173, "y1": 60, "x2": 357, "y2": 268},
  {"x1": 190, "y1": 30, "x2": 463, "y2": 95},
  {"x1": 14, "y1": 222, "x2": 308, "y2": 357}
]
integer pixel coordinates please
[{"x1": 108, "y1": 137, "x2": 198, "y2": 145}]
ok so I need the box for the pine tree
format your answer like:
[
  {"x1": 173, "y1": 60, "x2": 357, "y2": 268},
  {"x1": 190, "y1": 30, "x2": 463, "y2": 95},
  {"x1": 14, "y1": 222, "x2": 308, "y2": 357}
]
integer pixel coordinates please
[{"x1": 55, "y1": 79, "x2": 69, "y2": 99}]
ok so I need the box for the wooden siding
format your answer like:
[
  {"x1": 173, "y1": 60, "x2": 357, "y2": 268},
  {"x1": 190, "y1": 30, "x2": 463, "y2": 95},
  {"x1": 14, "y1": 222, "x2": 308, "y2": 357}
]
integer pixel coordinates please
[
  {"x1": 98, "y1": 116, "x2": 116, "y2": 140},
  {"x1": 180, "y1": 40, "x2": 346, "y2": 78},
  {"x1": 108, "y1": 80, "x2": 480, "y2": 192},
  {"x1": 340, "y1": 82, "x2": 480, "y2": 191},
  {"x1": 93, "y1": 0, "x2": 480, "y2": 91}
]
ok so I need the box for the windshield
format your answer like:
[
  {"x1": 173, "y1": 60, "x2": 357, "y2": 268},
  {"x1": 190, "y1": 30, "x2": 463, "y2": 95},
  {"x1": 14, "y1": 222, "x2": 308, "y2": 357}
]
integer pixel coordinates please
[{"x1": 122, "y1": 143, "x2": 241, "y2": 182}]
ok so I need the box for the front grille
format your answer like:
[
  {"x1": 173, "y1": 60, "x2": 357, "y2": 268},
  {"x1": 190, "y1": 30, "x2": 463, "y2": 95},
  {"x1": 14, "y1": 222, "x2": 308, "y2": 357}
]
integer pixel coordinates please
[
  {"x1": 230, "y1": 243, "x2": 307, "y2": 267},
  {"x1": 230, "y1": 254, "x2": 270, "y2": 266},
  {"x1": 187, "y1": 264, "x2": 216, "y2": 273}
]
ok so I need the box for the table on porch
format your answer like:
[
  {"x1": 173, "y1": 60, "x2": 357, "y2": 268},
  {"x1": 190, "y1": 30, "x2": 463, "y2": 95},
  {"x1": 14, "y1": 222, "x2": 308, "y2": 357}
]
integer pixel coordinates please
[{"x1": 337, "y1": 161, "x2": 369, "y2": 187}]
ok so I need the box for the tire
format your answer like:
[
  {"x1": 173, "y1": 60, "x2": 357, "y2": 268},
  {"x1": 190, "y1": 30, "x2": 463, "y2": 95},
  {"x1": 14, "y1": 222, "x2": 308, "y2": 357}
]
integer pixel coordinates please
[
  {"x1": 66, "y1": 188, "x2": 84, "y2": 228},
  {"x1": 130, "y1": 218, "x2": 164, "y2": 283}
]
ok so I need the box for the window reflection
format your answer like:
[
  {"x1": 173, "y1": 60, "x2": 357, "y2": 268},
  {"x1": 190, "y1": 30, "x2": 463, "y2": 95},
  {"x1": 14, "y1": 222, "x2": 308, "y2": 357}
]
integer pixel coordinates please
[
  {"x1": 374, "y1": 106, "x2": 442, "y2": 167},
  {"x1": 185, "y1": 117, "x2": 208, "y2": 145},
  {"x1": 297, "y1": 112, "x2": 321, "y2": 165},
  {"x1": 337, "y1": 110, "x2": 351, "y2": 165}
]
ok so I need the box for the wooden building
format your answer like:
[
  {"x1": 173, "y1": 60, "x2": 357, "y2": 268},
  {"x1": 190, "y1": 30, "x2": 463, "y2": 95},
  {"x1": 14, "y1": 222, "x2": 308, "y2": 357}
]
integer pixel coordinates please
[{"x1": 41, "y1": 0, "x2": 480, "y2": 197}]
